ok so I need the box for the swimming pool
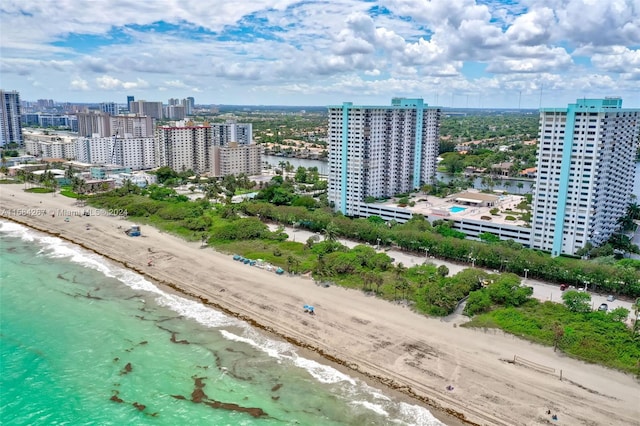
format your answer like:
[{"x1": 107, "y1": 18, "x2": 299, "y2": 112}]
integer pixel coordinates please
[{"x1": 449, "y1": 206, "x2": 467, "y2": 213}]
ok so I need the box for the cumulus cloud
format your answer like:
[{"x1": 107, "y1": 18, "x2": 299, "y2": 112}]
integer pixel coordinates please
[
  {"x1": 95, "y1": 75, "x2": 149, "y2": 90},
  {"x1": 2, "y1": 0, "x2": 638, "y2": 106},
  {"x1": 552, "y1": 0, "x2": 640, "y2": 46},
  {"x1": 591, "y1": 46, "x2": 640, "y2": 74},
  {"x1": 505, "y1": 7, "x2": 555, "y2": 46},
  {"x1": 70, "y1": 77, "x2": 90, "y2": 91},
  {"x1": 163, "y1": 80, "x2": 189, "y2": 89}
]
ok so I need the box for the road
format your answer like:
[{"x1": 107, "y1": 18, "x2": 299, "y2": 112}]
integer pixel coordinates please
[{"x1": 269, "y1": 223, "x2": 638, "y2": 322}]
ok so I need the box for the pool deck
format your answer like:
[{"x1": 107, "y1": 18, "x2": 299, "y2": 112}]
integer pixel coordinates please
[{"x1": 378, "y1": 190, "x2": 529, "y2": 227}]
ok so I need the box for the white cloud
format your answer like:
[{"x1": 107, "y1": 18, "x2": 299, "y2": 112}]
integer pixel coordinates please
[
  {"x1": 95, "y1": 75, "x2": 149, "y2": 90},
  {"x1": 163, "y1": 80, "x2": 189, "y2": 89},
  {"x1": 591, "y1": 46, "x2": 640, "y2": 75},
  {"x1": 0, "y1": 0, "x2": 637, "y2": 107},
  {"x1": 70, "y1": 77, "x2": 90, "y2": 91},
  {"x1": 505, "y1": 7, "x2": 555, "y2": 46}
]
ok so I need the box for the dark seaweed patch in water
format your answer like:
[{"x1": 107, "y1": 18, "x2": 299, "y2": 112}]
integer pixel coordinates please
[
  {"x1": 170, "y1": 332, "x2": 189, "y2": 344},
  {"x1": 110, "y1": 391, "x2": 124, "y2": 403},
  {"x1": 132, "y1": 402, "x2": 146, "y2": 411},
  {"x1": 171, "y1": 376, "x2": 268, "y2": 419},
  {"x1": 119, "y1": 362, "x2": 132, "y2": 375}
]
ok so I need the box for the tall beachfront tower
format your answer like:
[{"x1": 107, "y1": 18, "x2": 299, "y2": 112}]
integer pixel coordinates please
[
  {"x1": 327, "y1": 98, "x2": 440, "y2": 216},
  {"x1": 531, "y1": 98, "x2": 640, "y2": 257},
  {"x1": 0, "y1": 90, "x2": 23, "y2": 146},
  {"x1": 155, "y1": 124, "x2": 213, "y2": 174}
]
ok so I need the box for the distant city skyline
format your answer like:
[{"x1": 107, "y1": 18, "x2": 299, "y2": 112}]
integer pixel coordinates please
[{"x1": 2, "y1": 1, "x2": 639, "y2": 108}]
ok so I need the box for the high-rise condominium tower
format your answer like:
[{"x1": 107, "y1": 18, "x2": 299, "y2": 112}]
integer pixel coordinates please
[
  {"x1": 155, "y1": 124, "x2": 212, "y2": 174},
  {"x1": 99, "y1": 102, "x2": 117, "y2": 116},
  {"x1": 327, "y1": 98, "x2": 440, "y2": 216},
  {"x1": 1, "y1": 90, "x2": 23, "y2": 146},
  {"x1": 531, "y1": 98, "x2": 640, "y2": 257},
  {"x1": 211, "y1": 120, "x2": 253, "y2": 146},
  {"x1": 129, "y1": 100, "x2": 164, "y2": 119}
]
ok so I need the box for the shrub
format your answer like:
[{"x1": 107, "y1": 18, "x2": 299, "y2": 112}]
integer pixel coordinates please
[
  {"x1": 490, "y1": 207, "x2": 499, "y2": 215},
  {"x1": 505, "y1": 215, "x2": 516, "y2": 221},
  {"x1": 465, "y1": 289, "x2": 491, "y2": 316}
]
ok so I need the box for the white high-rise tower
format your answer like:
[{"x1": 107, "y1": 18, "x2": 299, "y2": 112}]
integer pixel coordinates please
[
  {"x1": 327, "y1": 98, "x2": 441, "y2": 216},
  {"x1": 531, "y1": 98, "x2": 640, "y2": 256},
  {"x1": 1, "y1": 90, "x2": 23, "y2": 146}
]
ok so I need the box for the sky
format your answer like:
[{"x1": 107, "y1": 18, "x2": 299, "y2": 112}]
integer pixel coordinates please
[{"x1": 1, "y1": 0, "x2": 639, "y2": 108}]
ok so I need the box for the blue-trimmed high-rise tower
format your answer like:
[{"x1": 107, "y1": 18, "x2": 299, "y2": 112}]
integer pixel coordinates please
[
  {"x1": 327, "y1": 98, "x2": 440, "y2": 216},
  {"x1": 531, "y1": 98, "x2": 640, "y2": 256}
]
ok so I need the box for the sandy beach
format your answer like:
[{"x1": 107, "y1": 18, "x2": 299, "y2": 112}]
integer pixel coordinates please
[{"x1": 1, "y1": 184, "x2": 639, "y2": 426}]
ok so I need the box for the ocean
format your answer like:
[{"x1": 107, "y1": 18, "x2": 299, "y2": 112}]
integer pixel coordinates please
[{"x1": 0, "y1": 220, "x2": 443, "y2": 426}]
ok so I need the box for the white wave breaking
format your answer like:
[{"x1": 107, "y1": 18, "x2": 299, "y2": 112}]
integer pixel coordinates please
[{"x1": 1, "y1": 220, "x2": 443, "y2": 425}]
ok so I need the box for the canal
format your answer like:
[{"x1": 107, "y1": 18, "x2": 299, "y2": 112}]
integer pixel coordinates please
[{"x1": 263, "y1": 155, "x2": 640, "y2": 197}]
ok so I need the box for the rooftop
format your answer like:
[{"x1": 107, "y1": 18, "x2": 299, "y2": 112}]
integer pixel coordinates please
[{"x1": 376, "y1": 189, "x2": 529, "y2": 227}]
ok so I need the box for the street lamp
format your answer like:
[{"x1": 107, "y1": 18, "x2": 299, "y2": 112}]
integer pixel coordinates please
[
  {"x1": 376, "y1": 238, "x2": 381, "y2": 249},
  {"x1": 523, "y1": 268, "x2": 529, "y2": 280},
  {"x1": 425, "y1": 247, "x2": 430, "y2": 258}
]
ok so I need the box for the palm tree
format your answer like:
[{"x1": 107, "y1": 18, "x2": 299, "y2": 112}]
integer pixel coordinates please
[
  {"x1": 627, "y1": 203, "x2": 640, "y2": 221},
  {"x1": 361, "y1": 272, "x2": 372, "y2": 292},
  {"x1": 394, "y1": 262, "x2": 407, "y2": 281},
  {"x1": 64, "y1": 165, "x2": 75, "y2": 180},
  {"x1": 617, "y1": 215, "x2": 635, "y2": 233},
  {"x1": 394, "y1": 279, "x2": 410, "y2": 301},
  {"x1": 323, "y1": 222, "x2": 339, "y2": 242},
  {"x1": 0, "y1": 151, "x2": 7, "y2": 176},
  {"x1": 516, "y1": 182, "x2": 524, "y2": 194},
  {"x1": 373, "y1": 274, "x2": 384, "y2": 295}
]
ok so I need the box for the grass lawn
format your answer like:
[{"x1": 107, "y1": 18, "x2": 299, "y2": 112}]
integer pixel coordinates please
[{"x1": 25, "y1": 187, "x2": 54, "y2": 193}]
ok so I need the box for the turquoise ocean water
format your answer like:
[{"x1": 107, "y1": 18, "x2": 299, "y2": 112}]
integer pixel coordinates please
[{"x1": 0, "y1": 220, "x2": 443, "y2": 426}]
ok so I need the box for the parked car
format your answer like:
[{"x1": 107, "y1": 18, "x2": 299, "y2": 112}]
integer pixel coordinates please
[
  {"x1": 598, "y1": 303, "x2": 608, "y2": 312},
  {"x1": 560, "y1": 284, "x2": 568, "y2": 291},
  {"x1": 606, "y1": 295, "x2": 615, "y2": 302}
]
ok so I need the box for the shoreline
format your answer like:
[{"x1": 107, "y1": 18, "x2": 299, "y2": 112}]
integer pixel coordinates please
[
  {"x1": 0, "y1": 214, "x2": 466, "y2": 426},
  {"x1": 2, "y1": 184, "x2": 639, "y2": 426}
]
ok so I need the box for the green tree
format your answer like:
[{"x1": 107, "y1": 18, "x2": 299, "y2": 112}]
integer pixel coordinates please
[
  {"x1": 479, "y1": 232, "x2": 500, "y2": 243},
  {"x1": 323, "y1": 222, "x2": 339, "y2": 242},
  {"x1": 562, "y1": 290, "x2": 591, "y2": 313},
  {"x1": 464, "y1": 289, "x2": 491, "y2": 316},
  {"x1": 294, "y1": 167, "x2": 307, "y2": 183},
  {"x1": 608, "y1": 307, "x2": 630, "y2": 322},
  {"x1": 155, "y1": 166, "x2": 178, "y2": 184},
  {"x1": 437, "y1": 265, "x2": 449, "y2": 277}
]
